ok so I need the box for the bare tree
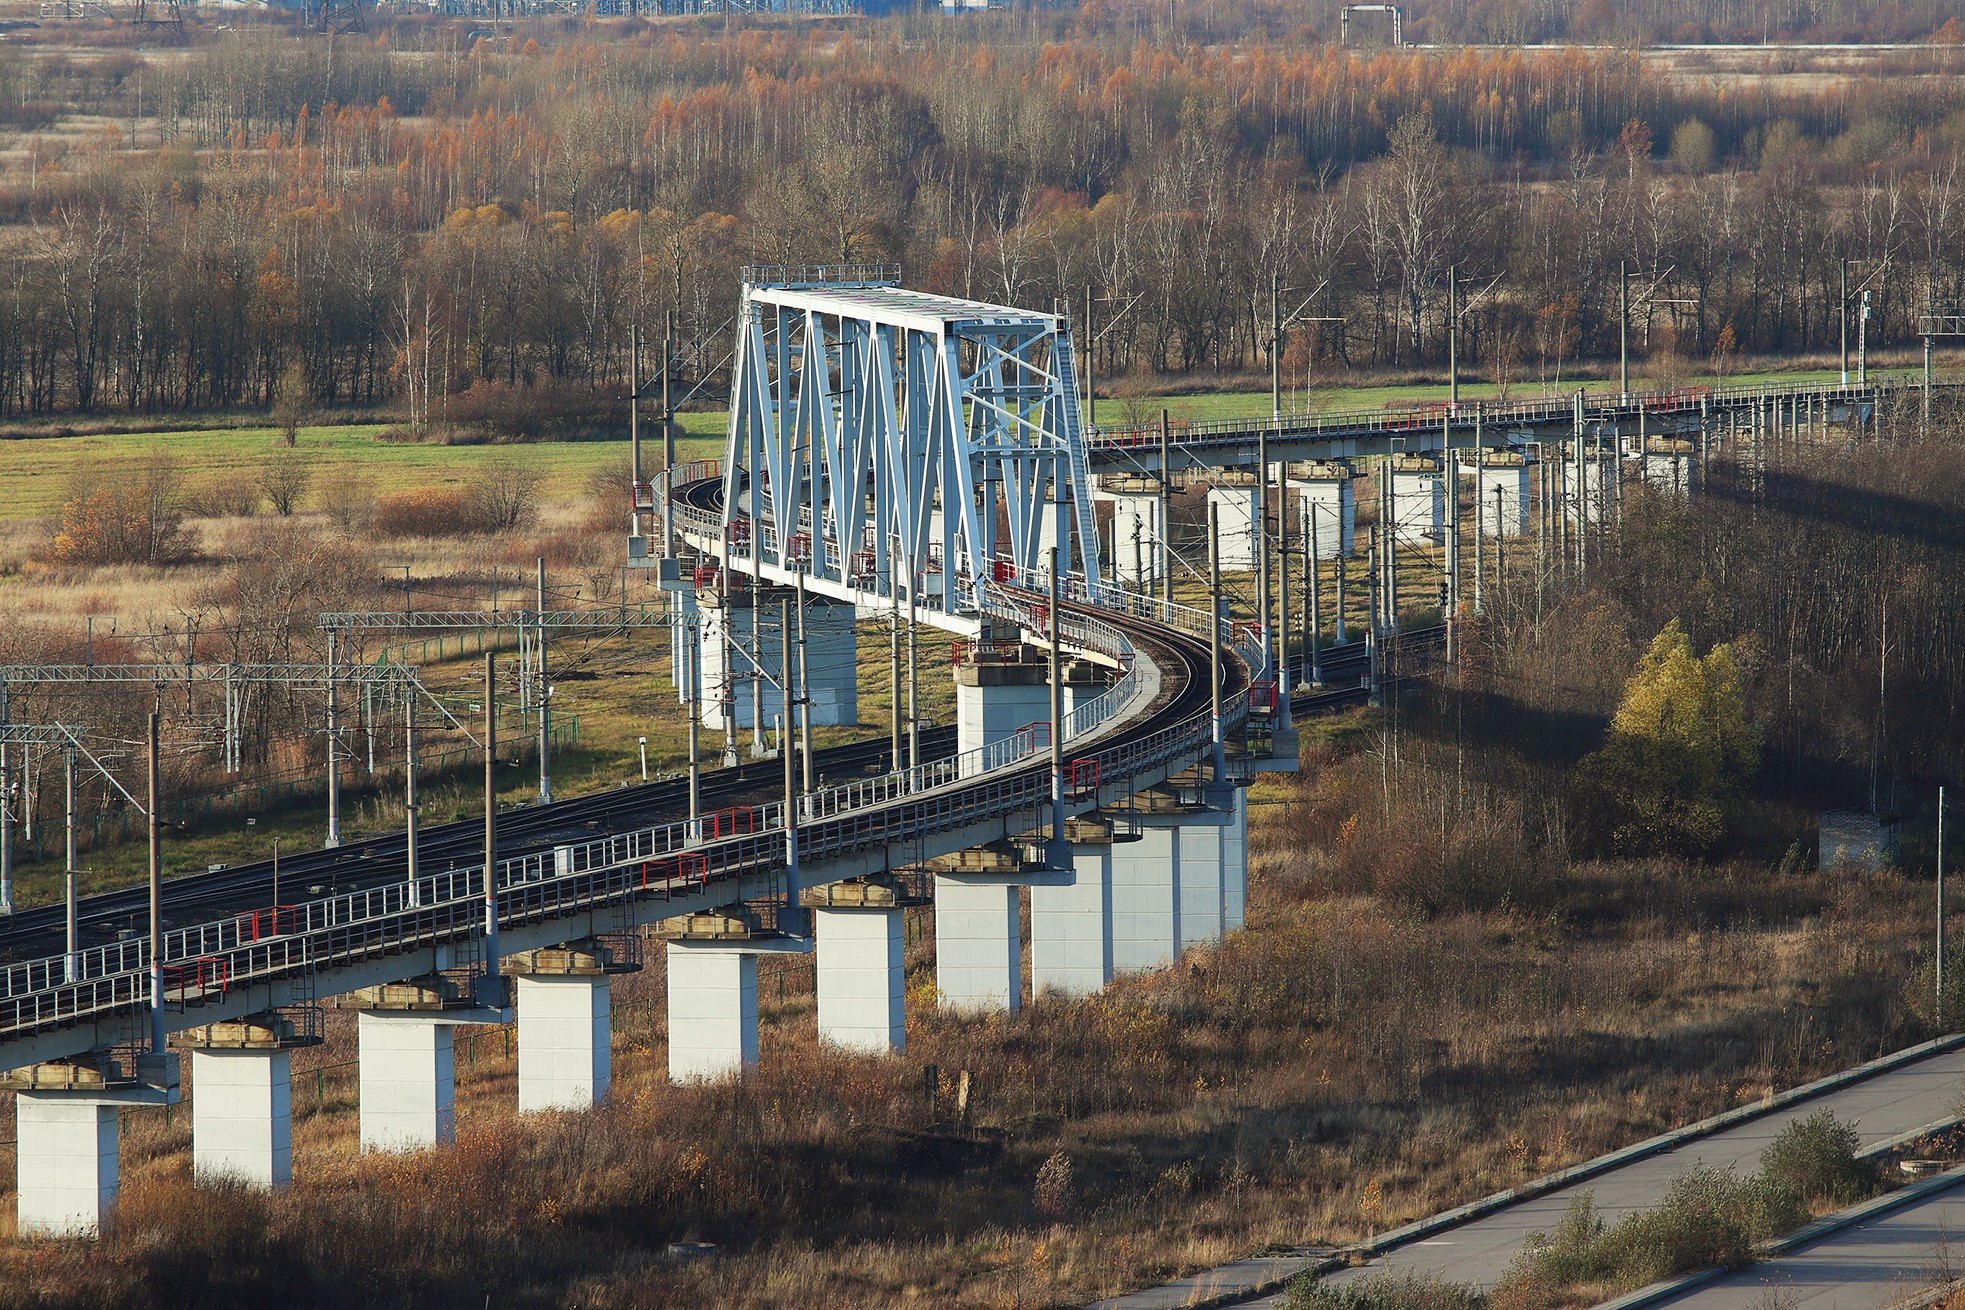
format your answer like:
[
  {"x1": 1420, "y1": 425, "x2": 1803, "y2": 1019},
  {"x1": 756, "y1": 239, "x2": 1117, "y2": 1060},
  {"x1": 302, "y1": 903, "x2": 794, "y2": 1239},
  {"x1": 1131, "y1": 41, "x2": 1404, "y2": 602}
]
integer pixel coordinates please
[
  {"x1": 270, "y1": 362, "x2": 310, "y2": 448},
  {"x1": 259, "y1": 451, "x2": 312, "y2": 517},
  {"x1": 1382, "y1": 110, "x2": 1458, "y2": 359},
  {"x1": 471, "y1": 460, "x2": 541, "y2": 533}
]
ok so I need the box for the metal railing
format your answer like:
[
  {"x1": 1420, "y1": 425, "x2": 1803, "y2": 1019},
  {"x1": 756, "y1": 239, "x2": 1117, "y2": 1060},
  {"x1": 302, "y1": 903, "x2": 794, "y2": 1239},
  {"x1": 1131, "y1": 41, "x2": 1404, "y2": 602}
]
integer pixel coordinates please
[
  {"x1": 742, "y1": 264, "x2": 902, "y2": 290},
  {"x1": 0, "y1": 491, "x2": 1228, "y2": 1045},
  {"x1": 1084, "y1": 374, "x2": 1931, "y2": 456}
]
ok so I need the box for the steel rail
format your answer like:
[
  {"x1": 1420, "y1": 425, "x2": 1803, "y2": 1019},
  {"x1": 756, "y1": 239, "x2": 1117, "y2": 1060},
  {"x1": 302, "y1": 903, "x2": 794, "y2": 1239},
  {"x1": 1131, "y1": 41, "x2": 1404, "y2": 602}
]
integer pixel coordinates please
[
  {"x1": 1083, "y1": 375, "x2": 1931, "y2": 455},
  {"x1": 0, "y1": 566, "x2": 1236, "y2": 1046}
]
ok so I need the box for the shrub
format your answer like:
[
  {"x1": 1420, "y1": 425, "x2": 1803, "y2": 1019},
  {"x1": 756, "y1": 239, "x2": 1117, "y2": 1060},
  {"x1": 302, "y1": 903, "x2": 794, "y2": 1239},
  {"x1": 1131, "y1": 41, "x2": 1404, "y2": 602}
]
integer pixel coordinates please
[
  {"x1": 258, "y1": 452, "x2": 312, "y2": 516},
  {"x1": 322, "y1": 474, "x2": 377, "y2": 535},
  {"x1": 270, "y1": 361, "x2": 311, "y2": 447},
  {"x1": 373, "y1": 487, "x2": 480, "y2": 538},
  {"x1": 1286, "y1": 1272, "x2": 1484, "y2": 1310},
  {"x1": 1505, "y1": 1165, "x2": 1800, "y2": 1300},
  {"x1": 1034, "y1": 1150, "x2": 1074, "y2": 1216},
  {"x1": 470, "y1": 460, "x2": 540, "y2": 532},
  {"x1": 46, "y1": 459, "x2": 189, "y2": 565},
  {"x1": 446, "y1": 379, "x2": 617, "y2": 442},
  {"x1": 1508, "y1": 1192, "x2": 1613, "y2": 1290},
  {"x1": 185, "y1": 474, "x2": 261, "y2": 518},
  {"x1": 1590, "y1": 1164, "x2": 1769, "y2": 1282},
  {"x1": 1759, "y1": 1110, "x2": 1870, "y2": 1208}
]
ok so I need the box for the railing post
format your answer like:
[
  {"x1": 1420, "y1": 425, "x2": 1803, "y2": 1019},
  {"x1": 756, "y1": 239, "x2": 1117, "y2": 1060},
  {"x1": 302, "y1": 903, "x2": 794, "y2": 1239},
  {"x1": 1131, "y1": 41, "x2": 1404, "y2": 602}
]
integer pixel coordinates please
[
  {"x1": 479, "y1": 654, "x2": 503, "y2": 1009},
  {"x1": 1208, "y1": 504, "x2": 1227, "y2": 780},
  {"x1": 1047, "y1": 549, "x2": 1068, "y2": 871}
]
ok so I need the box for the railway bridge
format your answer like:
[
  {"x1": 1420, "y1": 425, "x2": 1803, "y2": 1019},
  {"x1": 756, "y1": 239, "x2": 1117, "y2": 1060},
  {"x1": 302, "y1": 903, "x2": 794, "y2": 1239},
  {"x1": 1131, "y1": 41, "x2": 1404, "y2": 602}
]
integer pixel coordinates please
[{"x1": 0, "y1": 266, "x2": 1931, "y2": 1239}]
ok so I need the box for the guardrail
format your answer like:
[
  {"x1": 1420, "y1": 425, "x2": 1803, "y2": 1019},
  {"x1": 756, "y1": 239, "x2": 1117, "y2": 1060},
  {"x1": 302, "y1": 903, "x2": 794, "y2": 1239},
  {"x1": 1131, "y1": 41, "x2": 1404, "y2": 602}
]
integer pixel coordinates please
[
  {"x1": 1085, "y1": 375, "x2": 1924, "y2": 453},
  {"x1": 0, "y1": 649, "x2": 1230, "y2": 1044}
]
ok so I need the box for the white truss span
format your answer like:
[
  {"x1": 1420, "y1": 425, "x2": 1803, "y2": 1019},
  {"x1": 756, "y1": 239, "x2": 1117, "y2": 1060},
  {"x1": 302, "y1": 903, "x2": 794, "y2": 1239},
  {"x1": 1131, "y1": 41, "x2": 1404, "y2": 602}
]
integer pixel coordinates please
[{"x1": 721, "y1": 276, "x2": 1103, "y2": 618}]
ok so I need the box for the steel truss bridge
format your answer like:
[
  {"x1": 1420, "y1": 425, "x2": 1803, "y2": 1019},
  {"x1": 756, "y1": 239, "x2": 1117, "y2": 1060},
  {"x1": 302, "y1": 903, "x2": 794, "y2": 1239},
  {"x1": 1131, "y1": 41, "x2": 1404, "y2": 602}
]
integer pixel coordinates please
[
  {"x1": 0, "y1": 267, "x2": 1942, "y2": 1093},
  {"x1": 719, "y1": 271, "x2": 1102, "y2": 620},
  {"x1": 0, "y1": 273, "x2": 1271, "y2": 1078}
]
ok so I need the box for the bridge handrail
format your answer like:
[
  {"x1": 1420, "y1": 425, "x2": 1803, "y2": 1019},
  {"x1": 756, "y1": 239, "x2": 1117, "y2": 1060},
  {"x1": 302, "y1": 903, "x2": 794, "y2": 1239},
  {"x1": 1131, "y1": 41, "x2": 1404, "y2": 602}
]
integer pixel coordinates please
[
  {"x1": 1085, "y1": 376, "x2": 1922, "y2": 453},
  {"x1": 0, "y1": 566, "x2": 1196, "y2": 1040},
  {"x1": 0, "y1": 642, "x2": 1242, "y2": 1043}
]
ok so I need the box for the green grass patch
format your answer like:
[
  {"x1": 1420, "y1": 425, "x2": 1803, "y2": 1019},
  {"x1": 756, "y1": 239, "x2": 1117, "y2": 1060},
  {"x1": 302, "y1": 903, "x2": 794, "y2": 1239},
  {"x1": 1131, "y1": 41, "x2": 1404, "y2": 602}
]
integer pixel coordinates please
[
  {"x1": 2, "y1": 362, "x2": 1904, "y2": 525},
  {"x1": 0, "y1": 418, "x2": 728, "y2": 524}
]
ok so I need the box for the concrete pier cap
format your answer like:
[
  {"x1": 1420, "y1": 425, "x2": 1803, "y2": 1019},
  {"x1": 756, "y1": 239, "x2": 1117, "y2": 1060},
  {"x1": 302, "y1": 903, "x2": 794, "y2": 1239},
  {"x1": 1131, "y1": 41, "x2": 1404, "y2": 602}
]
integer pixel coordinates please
[{"x1": 508, "y1": 940, "x2": 639, "y2": 1114}]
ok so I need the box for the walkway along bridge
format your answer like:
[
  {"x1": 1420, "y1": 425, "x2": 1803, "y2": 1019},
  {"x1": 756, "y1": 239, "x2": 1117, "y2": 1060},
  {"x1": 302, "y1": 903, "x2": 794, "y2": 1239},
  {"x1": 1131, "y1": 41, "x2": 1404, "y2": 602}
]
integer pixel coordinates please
[{"x1": 0, "y1": 265, "x2": 1941, "y2": 1238}]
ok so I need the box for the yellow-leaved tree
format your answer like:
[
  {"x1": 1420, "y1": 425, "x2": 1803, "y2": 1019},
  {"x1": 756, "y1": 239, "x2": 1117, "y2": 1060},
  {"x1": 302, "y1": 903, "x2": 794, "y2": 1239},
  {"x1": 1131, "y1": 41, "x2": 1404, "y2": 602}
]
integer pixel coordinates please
[{"x1": 1572, "y1": 619, "x2": 1761, "y2": 856}]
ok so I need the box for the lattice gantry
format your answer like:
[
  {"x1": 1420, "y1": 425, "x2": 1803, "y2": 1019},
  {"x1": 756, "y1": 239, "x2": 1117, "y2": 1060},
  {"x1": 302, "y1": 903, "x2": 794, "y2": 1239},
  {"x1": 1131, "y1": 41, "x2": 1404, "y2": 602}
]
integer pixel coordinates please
[{"x1": 720, "y1": 270, "x2": 1103, "y2": 615}]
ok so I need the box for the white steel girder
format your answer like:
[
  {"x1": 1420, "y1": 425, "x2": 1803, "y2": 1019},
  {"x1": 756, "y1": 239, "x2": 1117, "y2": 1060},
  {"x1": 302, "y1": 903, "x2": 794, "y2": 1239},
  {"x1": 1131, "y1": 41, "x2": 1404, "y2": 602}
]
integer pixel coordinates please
[{"x1": 721, "y1": 278, "x2": 1103, "y2": 616}]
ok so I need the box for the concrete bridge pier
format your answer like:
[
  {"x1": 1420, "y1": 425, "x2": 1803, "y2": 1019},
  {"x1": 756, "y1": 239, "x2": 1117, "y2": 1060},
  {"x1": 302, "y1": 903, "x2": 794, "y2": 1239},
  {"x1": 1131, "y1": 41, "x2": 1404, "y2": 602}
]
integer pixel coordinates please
[
  {"x1": 6, "y1": 1054, "x2": 179, "y2": 1237},
  {"x1": 1206, "y1": 473, "x2": 1261, "y2": 571},
  {"x1": 663, "y1": 910, "x2": 808, "y2": 1083},
  {"x1": 355, "y1": 978, "x2": 508, "y2": 1153},
  {"x1": 1031, "y1": 815, "x2": 1130, "y2": 998},
  {"x1": 1288, "y1": 462, "x2": 1357, "y2": 560},
  {"x1": 668, "y1": 585, "x2": 698, "y2": 702},
  {"x1": 698, "y1": 586, "x2": 858, "y2": 732},
  {"x1": 1475, "y1": 454, "x2": 1534, "y2": 538},
  {"x1": 807, "y1": 879, "x2": 922, "y2": 1054},
  {"x1": 510, "y1": 942, "x2": 635, "y2": 1113},
  {"x1": 930, "y1": 844, "x2": 1074, "y2": 1012},
  {"x1": 1223, "y1": 785, "x2": 1249, "y2": 933},
  {"x1": 1094, "y1": 478, "x2": 1168, "y2": 587},
  {"x1": 1112, "y1": 787, "x2": 1234, "y2": 972},
  {"x1": 1062, "y1": 658, "x2": 1112, "y2": 724},
  {"x1": 1388, "y1": 457, "x2": 1445, "y2": 544},
  {"x1": 18, "y1": 1096, "x2": 123, "y2": 1236},
  {"x1": 178, "y1": 1014, "x2": 321, "y2": 1189},
  {"x1": 1114, "y1": 815, "x2": 1181, "y2": 972},
  {"x1": 933, "y1": 848, "x2": 1027, "y2": 1013},
  {"x1": 1177, "y1": 811, "x2": 1227, "y2": 951},
  {"x1": 955, "y1": 642, "x2": 1050, "y2": 775}
]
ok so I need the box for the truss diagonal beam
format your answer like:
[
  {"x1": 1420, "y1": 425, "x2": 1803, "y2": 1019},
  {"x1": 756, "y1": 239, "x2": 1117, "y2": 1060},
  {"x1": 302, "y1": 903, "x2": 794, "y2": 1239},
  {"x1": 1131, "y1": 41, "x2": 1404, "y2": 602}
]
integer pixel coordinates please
[{"x1": 720, "y1": 275, "x2": 1104, "y2": 617}]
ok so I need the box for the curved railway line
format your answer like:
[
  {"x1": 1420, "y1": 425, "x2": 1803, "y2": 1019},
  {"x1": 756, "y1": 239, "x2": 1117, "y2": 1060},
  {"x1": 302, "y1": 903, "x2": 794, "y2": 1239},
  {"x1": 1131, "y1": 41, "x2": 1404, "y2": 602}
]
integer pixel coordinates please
[
  {"x1": 0, "y1": 461, "x2": 1441, "y2": 1047},
  {"x1": 0, "y1": 518, "x2": 1374, "y2": 1049},
  {"x1": 0, "y1": 630, "x2": 1422, "y2": 976}
]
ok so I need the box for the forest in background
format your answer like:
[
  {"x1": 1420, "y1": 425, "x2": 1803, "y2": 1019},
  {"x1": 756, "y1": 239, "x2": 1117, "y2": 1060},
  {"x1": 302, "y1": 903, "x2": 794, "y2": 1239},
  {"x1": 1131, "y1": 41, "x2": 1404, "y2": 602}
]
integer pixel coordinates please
[{"x1": 1, "y1": 8, "x2": 1964, "y2": 422}]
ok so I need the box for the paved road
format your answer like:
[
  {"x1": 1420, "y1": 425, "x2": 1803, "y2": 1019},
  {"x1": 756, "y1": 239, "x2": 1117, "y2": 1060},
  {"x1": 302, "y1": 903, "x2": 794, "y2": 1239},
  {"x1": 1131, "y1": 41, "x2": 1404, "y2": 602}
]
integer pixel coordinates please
[
  {"x1": 1228, "y1": 1048, "x2": 1965, "y2": 1304},
  {"x1": 1652, "y1": 1170, "x2": 1965, "y2": 1310}
]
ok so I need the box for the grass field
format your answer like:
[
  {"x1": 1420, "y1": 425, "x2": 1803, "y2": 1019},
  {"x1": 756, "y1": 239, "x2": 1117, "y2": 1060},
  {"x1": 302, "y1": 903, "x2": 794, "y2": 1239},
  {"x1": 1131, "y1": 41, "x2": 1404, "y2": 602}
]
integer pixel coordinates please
[
  {"x1": 0, "y1": 418, "x2": 730, "y2": 524},
  {"x1": 0, "y1": 362, "x2": 1906, "y2": 526}
]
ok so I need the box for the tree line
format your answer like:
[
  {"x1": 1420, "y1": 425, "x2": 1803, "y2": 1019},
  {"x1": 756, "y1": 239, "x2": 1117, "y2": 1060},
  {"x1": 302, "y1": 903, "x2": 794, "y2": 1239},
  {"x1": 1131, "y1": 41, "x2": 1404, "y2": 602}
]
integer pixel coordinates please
[{"x1": 3, "y1": 18, "x2": 1965, "y2": 420}]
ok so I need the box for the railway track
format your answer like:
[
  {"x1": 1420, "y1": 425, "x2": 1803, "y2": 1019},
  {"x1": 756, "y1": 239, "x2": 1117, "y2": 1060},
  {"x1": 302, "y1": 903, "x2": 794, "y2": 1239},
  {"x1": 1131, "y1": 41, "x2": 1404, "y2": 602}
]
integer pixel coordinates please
[
  {"x1": 0, "y1": 603, "x2": 1433, "y2": 984},
  {"x1": 0, "y1": 729, "x2": 948, "y2": 965}
]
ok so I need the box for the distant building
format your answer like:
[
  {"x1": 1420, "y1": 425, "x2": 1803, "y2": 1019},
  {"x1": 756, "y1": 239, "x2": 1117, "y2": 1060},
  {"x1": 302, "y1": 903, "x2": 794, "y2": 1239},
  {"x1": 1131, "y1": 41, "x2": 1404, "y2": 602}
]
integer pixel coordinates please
[{"x1": 1819, "y1": 809, "x2": 1901, "y2": 871}]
